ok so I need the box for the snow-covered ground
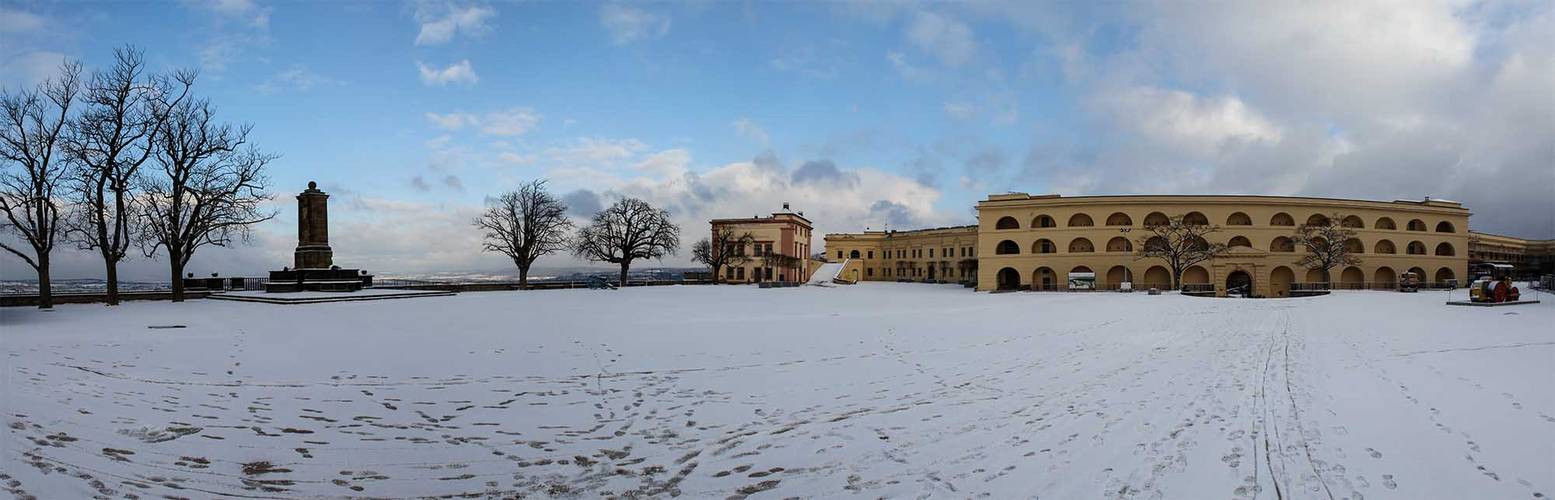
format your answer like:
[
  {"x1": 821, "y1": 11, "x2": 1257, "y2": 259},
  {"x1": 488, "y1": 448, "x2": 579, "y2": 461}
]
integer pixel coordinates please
[{"x1": 2, "y1": 284, "x2": 1551, "y2": 499}]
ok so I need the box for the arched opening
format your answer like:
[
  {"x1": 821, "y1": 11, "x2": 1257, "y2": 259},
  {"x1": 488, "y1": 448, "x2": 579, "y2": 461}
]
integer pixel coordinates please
[
  {"x1": 1228, "y1": 236, "x2": 1252, "y2": 248},
  {"x1": 849, "y1": 250, "x2": 861, "y2": 259},
  {"x1": 1435, "y1": 242, "x2": 1455, "y2": 256},
  {"x1": 1143, "y1": 266, "x2": 1171, "y2": 289},
  {"x1": 1106, "y1": 212, "x2": 1133, "y2": 226},
  {"x1": 1306, "y1": 268, "x2": 1327, "y2": 283},
  {"x1": 1345, "y1": 238, "x2": 1365, "y2": 254},
  {"x1": 995, "y1": 240, "x2": 1019, "y2": 255},
  {"x1": 1032, "y1": 215, "x2": 1056, "y2": 228},
  {"x1": 1144, "y1": 212, "x2": 1169, "y2": 227},
  {"x1": 1106, "y1": 266, "x2": 1132, "y2": 286},
  {"x1": 1434, "y1": 267, "x2": 1456, "y2": 285},
  {"x1": 1033, "y1": 239, "x2": 1056, "y2": 254},
  {"x1": 1407, "y1": 219, "x2": 1426, "y2": 231},
  {"x1": 1068, "y1": 238, "x2": 1094, "y2": 253},
  {"x1": 1374, "y1": 240, "x2": 1396, "y2": 254},
  {"x1": 1341, "y1": 215, "x2": 1364, "y2": 228},
  {"x1": 1183, "y1": 266, "x2": 1210, "y2": 285},
  {"x1": 1374, "y1": 267, "x2": 1397, "y2": 288},
  {"x1": 1406, "y1": 241, "x2": 1426, "y2": 255},
  {"x1": 1069, "y1": 266, "x2": 1092, "y2": 287},
  {"x1": 1226, "y1": 212, "x2": 1252, "y2": 226},
  {"x1": 927, "y1": 265, "x2": 935, "y2": 280},
  {"x1": 1340, "y1": 266, "x2": 1365, "y2": 288},
  {"x1": 1407, "y1": 267, "x2": 1426, "y2": 282},
  {"x1": 1435, "y1": 221, "x2": 1456, "y2": 233},
  {"x1": 996, "y1": 267, "x2": 1020, "y2": 290},
  {"x1": 1375, "y1": 217, "x2": 1396, "y2": 230},
  {"x1": 1067, "y1": 213, "x2": 1094, "y2": 227},
  {"x1": 1145, "y1": 236, "x2": 1169, "y2": 252},
  {"x1": 995, "y1": 216, "x2": 1019, "y2": 230},
  {"x1": 1271, "y1": 212, "x2": 1295, "y2": 226},
  {"x1": 1270, "y1": 266, "x2": 1295, "y2": 297},
  {"x1": 1187, "y1": 235, "x2": 1210, "y2": 252},
  {"x1": 1183, "y1": 212, "x2": 1209, "y2": 226},
  {"x1": 1270, "y1": 236, "x2": 1295, "y2": 252},
  {"x1": 1226, "y1": 270, "x2": 1253, "y2": 296},
  {"x1": 1033, "y1": 267, "x2": 1057, "y2": 291},
  {"x1": 1106, "y1": 237, "x2": 1132, "y2": 253},
  {"x1": 1306, "y1": 214, "x2": 1331, "y2": 227}
]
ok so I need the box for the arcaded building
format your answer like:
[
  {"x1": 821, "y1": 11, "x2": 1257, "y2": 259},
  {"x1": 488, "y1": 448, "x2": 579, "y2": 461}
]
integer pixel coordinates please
[
  {"x1": 825, "y1": 193, "x2": 1492, "y2": 298},
  {"x1": 709, "y1": 208, "x2": 814, "y2": 283}
]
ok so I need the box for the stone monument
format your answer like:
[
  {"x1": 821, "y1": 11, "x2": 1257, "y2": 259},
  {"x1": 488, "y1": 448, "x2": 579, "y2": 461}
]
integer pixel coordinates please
[{"x1": 265, "y1": 181, "x2": 373, "y2": 292}]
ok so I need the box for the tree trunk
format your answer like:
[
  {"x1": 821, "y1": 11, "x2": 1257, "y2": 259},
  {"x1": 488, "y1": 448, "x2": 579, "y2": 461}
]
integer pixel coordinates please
[
  {"x1": 169, "y1": 255, "x2": 185, "y2": 302},
  {"x1": 618, "y1": 261, "x2": 630, "y2": 288},
  {"x1": 36, "y1": 258, "x2": 52, "y2": 310},
  {"x1": 1171, "y1": 268, "x2": 1182, "y2": 290},
  {"x1": 518, "y1": 265, "x2": 530, "y2": 290},
  {"x1": 104, "y1": 258, "x2": 120, "y2": 306}
]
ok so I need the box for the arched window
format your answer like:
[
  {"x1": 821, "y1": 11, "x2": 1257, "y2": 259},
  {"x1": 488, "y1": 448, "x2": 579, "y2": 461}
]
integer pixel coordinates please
[
  {"x1": 1032, "y1": 215, "x2": 1056, "y2": 228},
  {"x1": 1435, "y1": 267, "x2": 1456, "y2": 284},
  {"x1": 1406, "y1": 241, "x2": 1426, "y2": 255},
  {"x1": 1345, "y1": 238, "x2": 1364, "y2": 254},
  {"x1": 994, "y1": 240, "x2": 1020, "y2": 255},
  {"x1": 1374, "y1": 240, "x2": 1396, "y2": 254},
  {"x1": 1271, "y1": 213, "x2": 1295, "y2": 226},
  {"x1": 1306, "y1": 214, "x2": 1331, "y2": 227},
  {"x1": 995, "y1": 216, "x2": 1019, "y2": 230},
  {"x1": 1226, "y1": 212, "x2": 1252, "y2": 226},
  {"x1": 1183, "y1": 212, "x2": 1209, "y2": 226},
  {"x1": 1145, "y1": 236, "x2": 1169, "y2": 252},
  {"x1": 1106, "y1": 237, "x2": 1132, "y2": 253},
  {"x1": 1407, "y1": 219, "x2": 1426, "y2": 231},
  {"x1": 849, "y1": 250, "x2": 860, "y2": 259},
  {"x1": 1270, "y1": 236, "x2": 1295, "y2": 252},
  {"x1": 1106, "y1": 212, "x2": 1133, "y2": 226},
  {"x1": 1187, "y1": 236, "x2": 1210, "y2": 252},
  {"x1": 1435, "y1": 242, "x2": 1455, "y2": 256},
  {"x1": 996, "y1": 268, "x2": 1020, "y2": 290},
  {"x1": 1143, "y1": 212, "x2": 1169, "y2": 227},
  {"x1": 1067, "y1": 213, "x2": 1094, "y2": 227},
  {"x1": 1068, "y1": 238, "x2": 1094, "y2": 253},
  {"x1": 1435, "y1": 221, "x2": 1456, "y2": 233},
  {"x1": 1376, "y1": 217, "x2": 1396, "y2": 230},
  {"x1": 1228, "y1": 236, "x2": 1251, "y2": 248},
  {"x1": 1033, "y1": 239, "x2": 1056, "y2": 254},
  {"x1": 1341, "y1": 215, "x2": 1364, "y2": 228}
]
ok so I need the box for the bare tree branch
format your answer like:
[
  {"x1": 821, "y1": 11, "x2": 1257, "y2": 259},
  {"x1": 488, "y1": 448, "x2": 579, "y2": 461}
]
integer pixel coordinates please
[
  {"x1": 473, "y1": 180, "x2": 574, "y2": 288},
  {"x1": 572, "y1": 197, "x2": 680, "y2": 287},
  {"x1": 1290, "y1": 212, "x2": 1363, "y2": 284},
  {"x1": 0, "y1": 58, "x2": 81, "y2": 308},
  {"x1": 691, "y1": 225, "x2": 753, "y2": 283},
  {"x1": 1134, "y1": 214, "x2": 1228, "y2": 289}
]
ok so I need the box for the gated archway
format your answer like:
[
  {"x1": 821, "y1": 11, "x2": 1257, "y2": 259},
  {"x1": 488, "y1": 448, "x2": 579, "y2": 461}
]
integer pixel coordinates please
[
  {"x1": 1226, "y1": 270, "x2": 1253, "y2": 297},
  {"x1": 996, "y1": 267, "x2": 1020, "y2": 290}
]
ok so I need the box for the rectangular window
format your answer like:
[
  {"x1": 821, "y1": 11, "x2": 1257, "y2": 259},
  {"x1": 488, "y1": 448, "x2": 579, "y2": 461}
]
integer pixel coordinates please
[
  {"x1": 765, "y1": 267, "x2": 773, "y2": 279},
  {"x1": 736, "y1": 267, "x2": 745, "y2": 280},
  {"x1": 867, "y1": 268, "x2": 874, "y2": 277},
  {"x1": 867, "y1": 251, "x2": 874, "y2": 259},
  {"x1": 928, "y1": 248, "x2": 934, "y2": 258},
  {"x1": 837, "y1": 250, "x2": 843, "y2": 259}
]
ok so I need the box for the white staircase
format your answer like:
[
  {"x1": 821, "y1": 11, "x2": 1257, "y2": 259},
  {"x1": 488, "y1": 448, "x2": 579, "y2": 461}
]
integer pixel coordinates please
[{"x1": 806, "y1": 260, "x2": 847, "y2": 286}]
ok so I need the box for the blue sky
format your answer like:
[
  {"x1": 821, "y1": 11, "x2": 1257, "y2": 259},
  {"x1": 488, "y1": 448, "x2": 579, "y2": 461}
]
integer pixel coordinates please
[{"x1": 2, "y1": 0, "x2": 1551, "y2": 279}]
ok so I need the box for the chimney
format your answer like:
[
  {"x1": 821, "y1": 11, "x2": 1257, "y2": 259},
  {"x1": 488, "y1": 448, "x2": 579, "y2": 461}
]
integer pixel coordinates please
[{"x1": 782, "y1": 202, "x2": 790, "y2": 211}]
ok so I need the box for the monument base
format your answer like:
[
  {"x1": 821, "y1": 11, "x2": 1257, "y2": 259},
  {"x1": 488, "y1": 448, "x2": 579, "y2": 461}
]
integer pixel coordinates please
[{"x1": 265, "y1": 268, "x2": 373, "y2": 293}]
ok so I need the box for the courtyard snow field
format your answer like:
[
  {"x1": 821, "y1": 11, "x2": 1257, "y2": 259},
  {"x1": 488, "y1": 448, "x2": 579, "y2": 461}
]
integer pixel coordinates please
[{"x1": 2, "y1": 284, "x2": 1552, "y2": 499}]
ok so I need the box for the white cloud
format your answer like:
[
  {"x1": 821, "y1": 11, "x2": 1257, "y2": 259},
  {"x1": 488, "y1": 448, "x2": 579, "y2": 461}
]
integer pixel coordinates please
[
  {"x1": 1096, "y1": 86, "x2": 1282, "y2": 155},
  {"x1": 414, "y1": 1, "x2": 496, "y2": 46},
  {"x1": 599, "y1": 4, "x2": 669, "y2": 45},
  {"x1": 906, "y1": 11, "x2": 975, "y2": 67},
  {"x1": 0, "y1": 6, "x2": 45, "y2": 33},
  {"x1": 417, "y1": 60, "x2": 479, "y2": 86},
  {"x1": 197, "y1": 0, "x2": 271, "y2": 28},
  {"x1": 480, "y1": 107, "x2": 540, "y2": 137},
  {"x1": 425, "y1": 112, "x2": 477, "y2": 130},
  {"x1": 255, "y1": 66, "x2": 342, "y2": 94},
  {"x1": 731, "y1": 118, "x2": 769, "y2": 145},
  {"x1": 0, "y1": 50, "x2": 68, "y2": 88},
  {"x1": 885, "y1": 51, "x2": 932, "y2": 81}
]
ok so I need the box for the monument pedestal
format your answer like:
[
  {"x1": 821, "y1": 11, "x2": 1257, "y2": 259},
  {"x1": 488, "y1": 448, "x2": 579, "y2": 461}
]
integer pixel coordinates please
[{"x1": 265, "y1": 181, "x2": 372, "y2": 293}]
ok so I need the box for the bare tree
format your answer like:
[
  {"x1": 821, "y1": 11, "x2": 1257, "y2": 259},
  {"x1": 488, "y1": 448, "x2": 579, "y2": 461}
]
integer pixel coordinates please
[
  {"x1": 572, "y1": 197, "x2": 680, "y2": 287},
  {"x1": 690, "y1": 225, "x2": 752, "y2": 283},
  {"x1": 1134, "y1": 215, "x2": 1228, "y2": 289},
  {"x1": 0, "y1": 60, "x2": 81, "y2": 309},
  {"x1": 1290, "y1": 213, "x2": 1362, "y2": 284},
  {"x1": 763, "y1": 252, "x2": 802, "y2": 282},
  {"x1": 473, "y1": 180, "x2": 574, "y2": 288},
  {"x1": 65, "y1": 47, "x2": 188, "y2": 305},
  {"x1": 141, "y1": 90, "x2": 277, "y2": 302}
]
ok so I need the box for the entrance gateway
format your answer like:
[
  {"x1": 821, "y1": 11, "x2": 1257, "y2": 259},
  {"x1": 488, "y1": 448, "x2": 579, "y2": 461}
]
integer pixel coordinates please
[{"x1": 1226, "y1": 270, "x2": 1253, "y2": 297}]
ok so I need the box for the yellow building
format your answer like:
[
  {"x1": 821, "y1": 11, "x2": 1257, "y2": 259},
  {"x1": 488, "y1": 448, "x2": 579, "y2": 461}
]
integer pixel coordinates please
[
  {"x1": 1468, "y1": 231, "x2": 1555, "y2": 278},
  {"x1": 709, "y1": 207, "x2": 814, "y2": 283},
  {"x1": 826, "y1": 193, "x2": 1482, "y2": 297}
]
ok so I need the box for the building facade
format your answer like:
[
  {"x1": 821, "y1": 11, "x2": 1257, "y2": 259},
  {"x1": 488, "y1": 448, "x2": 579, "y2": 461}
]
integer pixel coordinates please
[
  {"x1": 826, "y1": 193, "x2": 1483, "y2": 298},
  {"x1": 709, "y1": 208, "x2": 813, "y2": 283},
  {"x1": 824, "y1": 225, "x2": 979, "y2": 284},
  {"x1": 1468, "y1": 231, "x2": 1555, "y2": 279}
]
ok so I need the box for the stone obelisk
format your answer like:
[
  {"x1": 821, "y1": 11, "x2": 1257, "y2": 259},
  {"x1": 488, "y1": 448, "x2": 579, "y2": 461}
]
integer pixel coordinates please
[{"x1": 293, "y1": 181, "x2": 334, "y2": 269}]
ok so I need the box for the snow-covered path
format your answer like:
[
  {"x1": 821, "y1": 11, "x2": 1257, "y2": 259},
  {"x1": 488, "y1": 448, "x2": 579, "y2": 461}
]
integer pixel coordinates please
[{"x1": 2, "y1": 284, "x2": 1550, "y2": 499}]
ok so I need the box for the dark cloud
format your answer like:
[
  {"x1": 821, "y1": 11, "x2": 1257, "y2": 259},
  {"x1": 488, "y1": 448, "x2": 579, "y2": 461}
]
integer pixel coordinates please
[
  {"x1": 562, "y1": 188, "x2": 603, "y2": 217},
  {"x1": 409, "y1": 175, "x2": 431, "y2": 192},
  {"x1": 869, "y1": 199, "x2": 917, "y2": 228},
  {"x1": 790, "y1": 159, "x2": 859, "y2": 188},
  {"x1": 442, "y1": 175, "x2": 464, "y2": 191}
]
